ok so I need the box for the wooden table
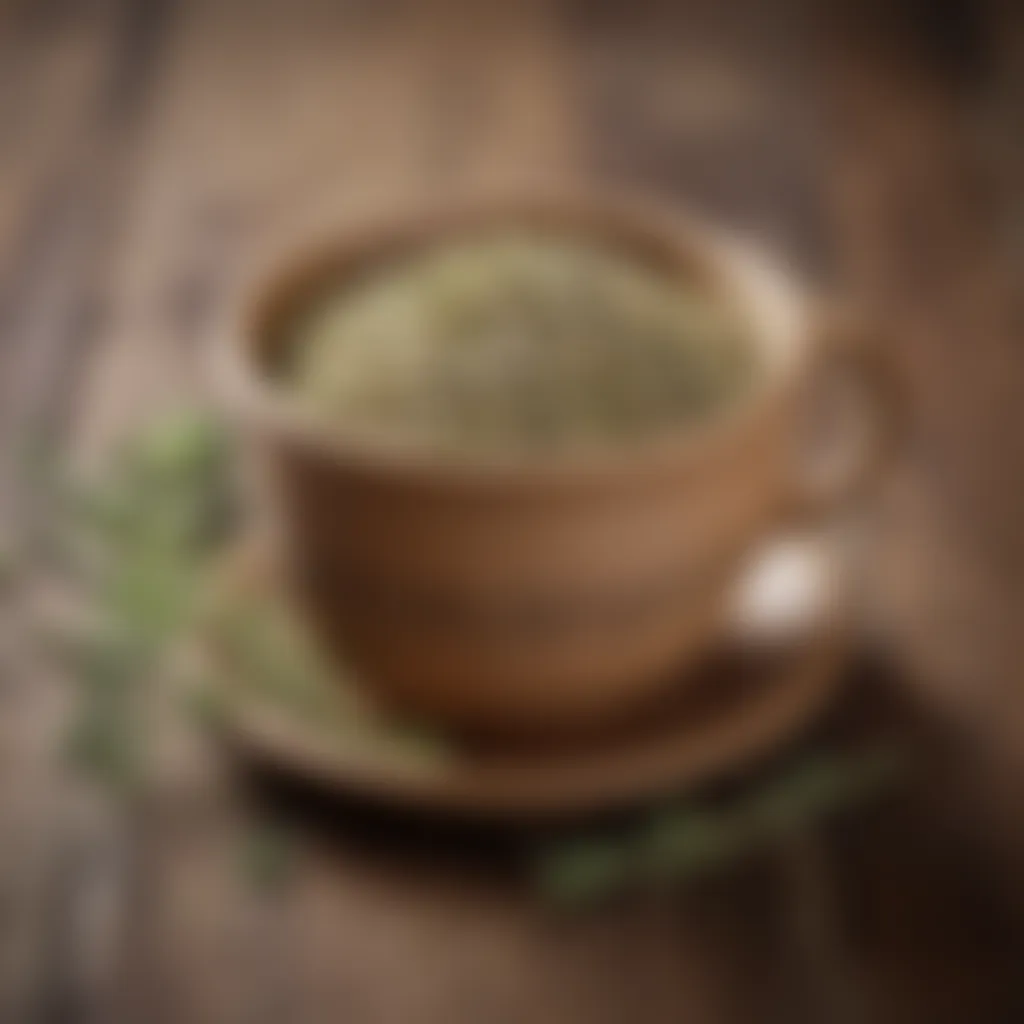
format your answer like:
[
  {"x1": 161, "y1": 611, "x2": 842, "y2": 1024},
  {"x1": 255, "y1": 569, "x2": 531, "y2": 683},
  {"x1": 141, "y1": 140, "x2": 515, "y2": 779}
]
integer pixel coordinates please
[{"x1": 2, "y1": 1, "x2": 1024, "y2": 1020}]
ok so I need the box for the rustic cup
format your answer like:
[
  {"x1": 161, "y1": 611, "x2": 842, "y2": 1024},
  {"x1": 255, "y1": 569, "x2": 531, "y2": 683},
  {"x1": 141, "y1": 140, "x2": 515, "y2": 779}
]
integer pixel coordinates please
[{"x1": 216, "y1": 191, "x2": 892, "y2": 736}]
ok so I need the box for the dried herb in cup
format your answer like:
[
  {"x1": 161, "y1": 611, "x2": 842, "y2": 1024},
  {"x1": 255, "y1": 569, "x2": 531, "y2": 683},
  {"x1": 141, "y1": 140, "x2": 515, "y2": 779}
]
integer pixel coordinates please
[{"x1": 287, "y1": 233, "x2": 757, "y2": 455}]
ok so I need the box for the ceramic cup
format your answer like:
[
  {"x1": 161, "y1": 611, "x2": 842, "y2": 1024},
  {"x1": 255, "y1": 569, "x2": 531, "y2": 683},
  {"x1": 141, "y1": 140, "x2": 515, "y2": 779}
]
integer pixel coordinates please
[{"x1": 216, "y1": 191, "x2": 893, "y2": 736}]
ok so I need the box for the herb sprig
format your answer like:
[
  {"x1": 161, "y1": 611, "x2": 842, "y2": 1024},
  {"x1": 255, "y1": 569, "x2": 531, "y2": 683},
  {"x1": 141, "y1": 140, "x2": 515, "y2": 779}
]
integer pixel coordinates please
[
  {"x1": 537, "y1": 748, "x2": 904, "y2": 906},
  {"x1": 27, "y1": 411, "x2": 232, "y2": 795}
]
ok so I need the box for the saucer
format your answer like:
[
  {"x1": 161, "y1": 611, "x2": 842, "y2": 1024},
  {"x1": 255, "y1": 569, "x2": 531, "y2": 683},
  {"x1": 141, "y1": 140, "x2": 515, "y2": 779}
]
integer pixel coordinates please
[{"x1": 198, "y1": 534, "x2": 852, "y2": 820}]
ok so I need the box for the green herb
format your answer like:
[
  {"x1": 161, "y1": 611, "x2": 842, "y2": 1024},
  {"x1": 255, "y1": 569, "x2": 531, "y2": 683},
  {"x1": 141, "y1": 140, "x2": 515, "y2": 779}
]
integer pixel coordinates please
[
  {"x1": 183, "y1": 682, "x2": 231, "y2": 733},
  {"x1": 238, "y1": 822, "x2": 298, "y2": 894},
  {"x1": 537, "y1": 839, "x2": 634, "y2": 905},
  {"x1": 25, "y1": 409, "x2": 233, "y2": 797},
  {"x1": 289, "y1": 233, "x2": 756, "y2": 454},
  {"x1": 208, "y1": 581, "x2": 452, "y2": 764},
  {"x1": 537, "y1": 748, "x2": 905, "y2": 907}
]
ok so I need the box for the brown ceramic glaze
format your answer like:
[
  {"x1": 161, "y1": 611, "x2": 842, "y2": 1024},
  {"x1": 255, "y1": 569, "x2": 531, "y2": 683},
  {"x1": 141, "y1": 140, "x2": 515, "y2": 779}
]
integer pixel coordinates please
[
  {"x1": 202, "y1": 540, "x2": 848, "y2": 820},
  {"x1": 215, "y1": 190, "x2": 882, "y2": 736}
]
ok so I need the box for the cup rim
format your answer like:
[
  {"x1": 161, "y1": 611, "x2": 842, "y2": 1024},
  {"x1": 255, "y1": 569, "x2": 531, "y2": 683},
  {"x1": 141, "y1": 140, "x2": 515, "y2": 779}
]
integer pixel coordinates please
[{"x1": 213, "y1": 188, "x2": 811, "y2": 485}]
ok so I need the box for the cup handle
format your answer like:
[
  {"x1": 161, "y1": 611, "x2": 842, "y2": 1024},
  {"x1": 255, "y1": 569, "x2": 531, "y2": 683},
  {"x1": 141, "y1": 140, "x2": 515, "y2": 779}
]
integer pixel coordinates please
[{"x1": 788, "y1": 311, "x2": 900, "y2": 522}]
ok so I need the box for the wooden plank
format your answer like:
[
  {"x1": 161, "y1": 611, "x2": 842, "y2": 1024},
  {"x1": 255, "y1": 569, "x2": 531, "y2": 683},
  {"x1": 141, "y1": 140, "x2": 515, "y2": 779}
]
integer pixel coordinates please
[
  {"x1": 0, "y1": 2, "x2": 186, "y2": 1020},
  {"x1": 823, "y1": 0, "x2": 1024, "y2": 723},
  {"x1": 566, "y1": 0, "x2": 827, "y2": 271},
  {"x1": 0, "y1": 0, "x2": 122, "y2": 417},
  {"x1": 821, "y1": 4, "x2": 1024, "y2": 1017},
  {"x1": 0, "y1": 0, "x2": 180, "y2": 461},
  {"x1": 0, "y1": 0, "x2": 128, "y2": 1015},
  {"x1": 45, "y1": 0, "x2": 481, "y2": 1017},
  {"x1": 0, "y1": 0, "x2": 118, "y2": 285},
  {"x1": 277, "y1": 828, "x2": 812, "y2": 1024}
]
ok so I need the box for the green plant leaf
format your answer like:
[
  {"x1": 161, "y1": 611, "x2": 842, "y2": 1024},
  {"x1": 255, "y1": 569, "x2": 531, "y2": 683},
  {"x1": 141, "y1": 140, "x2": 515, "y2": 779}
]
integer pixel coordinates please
[
  {"x1": 239, "y1": 823, "x2": 298, "y2": 894},
  {"x1": 537, "y1": 839, "x2": 632, "y2": 906}
]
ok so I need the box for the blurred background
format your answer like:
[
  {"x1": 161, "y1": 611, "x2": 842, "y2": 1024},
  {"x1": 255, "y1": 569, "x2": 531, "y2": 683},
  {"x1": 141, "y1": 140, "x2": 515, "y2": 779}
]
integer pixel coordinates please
[{"x1": 1, "y1": 0, "x2": 1024, "y2": 1021}]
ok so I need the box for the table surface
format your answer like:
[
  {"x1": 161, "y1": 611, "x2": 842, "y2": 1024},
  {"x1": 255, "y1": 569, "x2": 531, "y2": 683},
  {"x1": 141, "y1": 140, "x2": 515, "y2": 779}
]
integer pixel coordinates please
[{"x1": 2, "y1": 1, "x2": 1024, "y2": 1021}]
